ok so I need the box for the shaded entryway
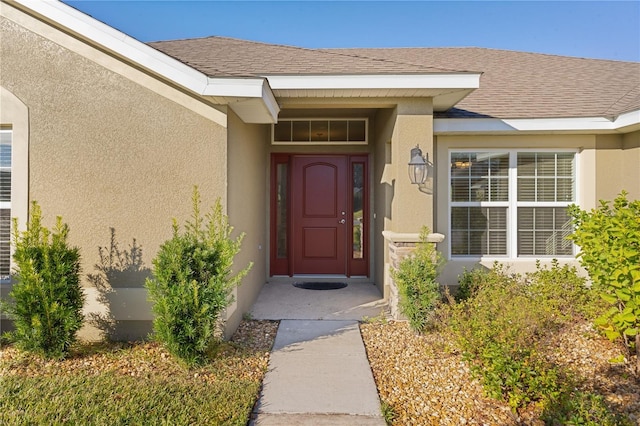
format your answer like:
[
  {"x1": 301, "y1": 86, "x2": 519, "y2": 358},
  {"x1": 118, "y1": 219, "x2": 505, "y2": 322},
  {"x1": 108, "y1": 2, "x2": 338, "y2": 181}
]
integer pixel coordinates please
[{"x1": 249, "y1": 282, "x2": 387, "y2": 321}]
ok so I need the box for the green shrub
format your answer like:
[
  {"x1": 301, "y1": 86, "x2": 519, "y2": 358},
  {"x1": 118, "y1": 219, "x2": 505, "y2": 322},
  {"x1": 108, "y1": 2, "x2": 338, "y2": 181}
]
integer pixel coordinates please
[
  {"x1": 450, "y1": 262, "x2": 584, "y2": 411},
  {"x1": 4, "y1": 202, "x2": 84, "y2": 359},
  {"x1": 392, "y1": 227, "x2": 444, "y2": 333},
  {"x1": 526, "y1": 259, "x2": 603, "y2": 321},
  {"x1": 145, "y1": 187, "x2": 252, "y2": 366},
  {"x1": 542, "y1": 390, "x2": 633, "y2": 426},
  {"x1": 455, "y1": 267, "x2": 492, "y2": 302},
  {"x1": 450, "y1": 260, "x2": 625, "y2": 414},
  {"x1": 568, "y1": 192, "x2": 640, "y2": 359},
  {"x1": 473, "y1": 343, "x2": 563, "y2": 410}
]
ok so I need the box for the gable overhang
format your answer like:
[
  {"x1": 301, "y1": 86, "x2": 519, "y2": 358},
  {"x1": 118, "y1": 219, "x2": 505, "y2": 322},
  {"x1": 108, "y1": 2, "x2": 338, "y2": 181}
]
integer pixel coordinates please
[
  {"x1": 6, "y1": 0, "x2": 280, "y2": 124},
  {"x1": 266, "y1": 74, "x2": 481, "y2": 111},
  {"x1": 6, "y1": 0, "x2": 486, "y2": 124},
  {"x1": 434, "y1": 109, "x2": 640, "y2": 135},
  {"x1": 205, "y1": 78, "x2": 280, "y2": 124}
]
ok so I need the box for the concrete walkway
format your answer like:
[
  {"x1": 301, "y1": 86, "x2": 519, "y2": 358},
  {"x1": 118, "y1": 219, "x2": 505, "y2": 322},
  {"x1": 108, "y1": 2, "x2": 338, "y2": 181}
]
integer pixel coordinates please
[{"x1": 249, "y1": 283, "x2": 387, "y2": 425}]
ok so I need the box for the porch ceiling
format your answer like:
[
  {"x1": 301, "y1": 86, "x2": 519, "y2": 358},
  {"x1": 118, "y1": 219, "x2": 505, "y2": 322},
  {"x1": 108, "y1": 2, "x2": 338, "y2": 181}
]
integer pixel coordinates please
[{"x1": 272, "y1": 88, "x2": 476, "y2": 111}]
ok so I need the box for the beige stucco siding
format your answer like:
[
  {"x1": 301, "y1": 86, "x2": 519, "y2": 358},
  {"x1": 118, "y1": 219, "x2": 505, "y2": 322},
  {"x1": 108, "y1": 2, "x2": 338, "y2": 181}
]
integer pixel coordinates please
[
  {"x1": 594, "y1": 132, "x2": 640, "y2": 202},
  {"x1": 374, "y1": 100, "x2": 435, "y2": 299},
  {"x1": 622, "y1": 131, "x2": 640, "y2": 201},
  {"x1": 1, "y1": 13, "x2": 228, "y2": 339},
  {"x1": 390, "y1": 100, "x2": 435, "y2": 233},
  {"x1": 226, "y1": 111, "x2": 269, "y2": 337},
  {"x1": 374, "y1": 107, "x2": 395, "y2": 297}
]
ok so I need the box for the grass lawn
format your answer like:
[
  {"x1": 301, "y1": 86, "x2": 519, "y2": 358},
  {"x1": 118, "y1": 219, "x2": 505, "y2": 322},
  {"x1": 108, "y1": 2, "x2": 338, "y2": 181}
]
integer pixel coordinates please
[{"x1": 0, "y1": 320, "x2": 278, "y2": 425}]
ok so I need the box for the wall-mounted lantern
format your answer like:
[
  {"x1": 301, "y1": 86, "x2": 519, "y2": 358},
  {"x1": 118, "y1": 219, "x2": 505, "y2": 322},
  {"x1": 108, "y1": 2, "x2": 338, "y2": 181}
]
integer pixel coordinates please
[{"x1": 408, "y1": 146, "x2": 428, "y2": 185}]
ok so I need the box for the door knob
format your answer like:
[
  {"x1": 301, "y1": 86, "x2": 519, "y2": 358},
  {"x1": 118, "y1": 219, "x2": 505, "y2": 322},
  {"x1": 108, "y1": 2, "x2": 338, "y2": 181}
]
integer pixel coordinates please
[{"x1": 339, "y1": 219, "x2": 346, "y2": 224}]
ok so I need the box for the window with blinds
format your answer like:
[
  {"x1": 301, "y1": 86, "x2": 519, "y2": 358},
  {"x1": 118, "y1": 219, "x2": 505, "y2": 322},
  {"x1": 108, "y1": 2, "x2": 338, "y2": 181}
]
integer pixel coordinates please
[
  {"x1": 0, "y1": 130, "x2": 11, "y2": 280},
  {"x1": 516, "y1": 153, "x2": 574, "y2": 256},
  {"x1": 450, "y1": 150, "x2": 576, "y2": 258}
]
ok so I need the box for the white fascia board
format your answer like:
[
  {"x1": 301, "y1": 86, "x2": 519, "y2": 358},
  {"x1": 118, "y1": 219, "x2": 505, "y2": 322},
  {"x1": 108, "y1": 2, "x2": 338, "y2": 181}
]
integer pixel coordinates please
[
  {"x1": 203, "y1": 77, "x2": 266, "y2": 98},
  {"x1": 435, "y1": 110, "x2": 640, "y2": 134},
  {"x1": 614, "y1": 109, "x2": 640, "y2": 130},
  {"x1": 11, "y1": 0, "x2": 275, "y2": 107},
  {"x1": 266, "y1": 74, "x2": 481, "y2": 90},
  {"x1": 13, "y1": 0, "x2": 209, "y2": 93},
  {"x1": 261, "y1": 80, "x2": 280, "y2": 121},
  {"x1": 221, "y1": 79, "x2": 280, "y2": 123}
]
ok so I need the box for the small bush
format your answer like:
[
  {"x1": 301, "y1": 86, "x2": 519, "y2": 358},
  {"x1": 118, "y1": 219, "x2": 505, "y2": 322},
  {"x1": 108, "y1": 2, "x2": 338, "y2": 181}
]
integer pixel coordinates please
[
  {"x1": 542, "y1": 390, "x2": 633, "y2": 426},
  {"x1": 4, "y1": 202, "x2": 84, "y2": 359},
  {"x1": 145, "y1": 187, "x2": 252, "y2": 366},
  {"x1": 392, "y1": 227, "x2": 444, "y2": 333},
  {"x1": 568, "y1": 192, "x2": 640, "y2": 358},
  {"x1": 455, "y1": 266, "x2": 494, "y2": 302},
  {"x1": 450, "y1": 261, "x2": 595, "y2": 411},
  {"x1": 473, "y1": 343, "x2": 563, "y2": 410},
  {"x1": 526, "y1": 259, "x2": 603, "y2": 321}
]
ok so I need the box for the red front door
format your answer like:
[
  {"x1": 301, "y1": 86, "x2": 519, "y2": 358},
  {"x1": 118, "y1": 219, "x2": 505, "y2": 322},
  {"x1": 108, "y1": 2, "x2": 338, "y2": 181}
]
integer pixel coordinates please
[
  {"x1": 292, "y1": 156, "x2": 347, "y2": 274},
  {"x1": 270, "y1": 154, "x2": 369, "y2": 277}
]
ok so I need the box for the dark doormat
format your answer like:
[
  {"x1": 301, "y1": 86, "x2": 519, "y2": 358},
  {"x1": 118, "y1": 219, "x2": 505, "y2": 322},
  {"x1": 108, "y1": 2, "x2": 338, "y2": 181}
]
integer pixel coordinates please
[{"x1": 293, "y1": 282, "x2": 348, "y2": 290}]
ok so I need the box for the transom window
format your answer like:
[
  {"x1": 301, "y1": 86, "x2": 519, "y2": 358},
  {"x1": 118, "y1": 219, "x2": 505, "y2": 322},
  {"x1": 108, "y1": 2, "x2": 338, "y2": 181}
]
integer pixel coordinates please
[
  {"x1": 273, "y1": 119, "x2": 367, "y2": 145},
  {"x1": 0, "y1": 129, "x2": 11, "y2": 280},
  {"x1": 449, "y1": 150, "x2": 576, "y2": 258}
]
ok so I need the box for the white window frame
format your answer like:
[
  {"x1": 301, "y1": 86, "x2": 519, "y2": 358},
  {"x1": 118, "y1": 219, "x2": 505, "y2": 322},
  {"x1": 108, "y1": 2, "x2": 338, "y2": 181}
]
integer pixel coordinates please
[
  {"x1": 272, "y1": 118, "x2": 368, "y2": 145},
  {"x1": 0, "y1": 129, "x2": 11, "y2": 282},
  {"x1": 1, "y1": 87, "x2": 30, "y2": 286},
  {"x1": 448, "y1": 148, "x2": 579, "y2": 260}
]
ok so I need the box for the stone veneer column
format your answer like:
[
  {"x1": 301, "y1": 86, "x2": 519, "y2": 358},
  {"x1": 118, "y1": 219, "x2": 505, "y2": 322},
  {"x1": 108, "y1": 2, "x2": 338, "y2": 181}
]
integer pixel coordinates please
[{"x1": 382, "y1": 231, "x2": 445, "y2": 320}]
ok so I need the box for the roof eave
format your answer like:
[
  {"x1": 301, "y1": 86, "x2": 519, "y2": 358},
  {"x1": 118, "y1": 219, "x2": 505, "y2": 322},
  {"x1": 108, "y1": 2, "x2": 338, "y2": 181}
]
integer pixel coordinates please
[
  {"x1": 434, "y1": 110, "x2": 640, "y2": 135},
  {"x1": 209, "y1": 79, "x2": 280, "y2": 124},
  {"x1": 266, "y1": 74, "x2": 481, "y2": 111},
  {"x1": 9, "y1": 0, "x2": 279, "y2": 123}
]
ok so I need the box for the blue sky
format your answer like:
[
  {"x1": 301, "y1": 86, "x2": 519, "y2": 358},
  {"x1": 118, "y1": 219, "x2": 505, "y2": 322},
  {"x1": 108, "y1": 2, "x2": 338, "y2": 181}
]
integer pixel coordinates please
[{"x1": 64, "y1": 1, "x2": 640, "y2": 62}]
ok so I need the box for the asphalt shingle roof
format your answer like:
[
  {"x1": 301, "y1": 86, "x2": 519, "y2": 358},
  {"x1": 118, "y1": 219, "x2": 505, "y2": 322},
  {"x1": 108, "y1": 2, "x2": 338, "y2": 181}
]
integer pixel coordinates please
[
  {"x1": 149, "y1": 37, "x2": 640, "y2": 120},
  {"x1": 149, "y1": 37, "x2": 461, "y2": 77},
  {"x1": 327, "y1": 47, "x2": 640, "y2": 119}
]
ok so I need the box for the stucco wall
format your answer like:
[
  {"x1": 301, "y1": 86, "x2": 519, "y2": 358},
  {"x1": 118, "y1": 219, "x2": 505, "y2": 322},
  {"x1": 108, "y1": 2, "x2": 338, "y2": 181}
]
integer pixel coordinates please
[
  {"x1": 375, "y1": 100, "x2": 434, "y2": 299},
  {"x1": 374, "y1": 108, "x2": 395, "y2": 297},
  {"x1": 226, "y1": 111, "x2": 269, "y2": 338},
  {"x1": 434, "y1": 134, "x2": 597, "y2": 286},
  {"x1": 594, "y1": 131, "x2": 639, "y2": 202},
  {"x1": 621, "y1": 131, "x2": 640, "y2": 201},
  {"x1": 390, "y1": 100, "x2": 435, "y2": 233},
  {"x1": 1, "y1": 12, "x2": 228, "y2": 339}
]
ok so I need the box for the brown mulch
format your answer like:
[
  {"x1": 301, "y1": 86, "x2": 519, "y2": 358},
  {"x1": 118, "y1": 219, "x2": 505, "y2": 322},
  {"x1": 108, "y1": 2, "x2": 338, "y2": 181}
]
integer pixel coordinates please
[
  {"x1": 361, "y1": 319, "x2": 640, "y2": 426},
  {"x1": 0, "y1": 320, "x2": 279, "y2": 382}
]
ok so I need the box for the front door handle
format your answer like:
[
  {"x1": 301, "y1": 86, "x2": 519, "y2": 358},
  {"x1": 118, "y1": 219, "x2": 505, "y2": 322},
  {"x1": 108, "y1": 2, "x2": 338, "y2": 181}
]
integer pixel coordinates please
[{"x1": 339, "y1": 219, "x2": 346, "y2": 224}]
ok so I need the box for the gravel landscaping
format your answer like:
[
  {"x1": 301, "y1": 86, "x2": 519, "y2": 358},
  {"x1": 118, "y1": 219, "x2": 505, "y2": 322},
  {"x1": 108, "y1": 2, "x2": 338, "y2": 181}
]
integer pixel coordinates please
[
  {"x1": 361, "y1": 319, "x2": 640, "y2": 426},
  {"x1": 2, "y1": 318, "x2": 638, "y2": 425}
]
